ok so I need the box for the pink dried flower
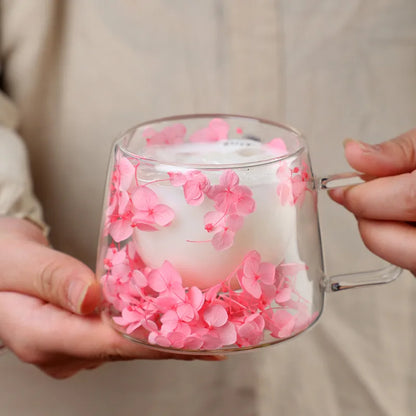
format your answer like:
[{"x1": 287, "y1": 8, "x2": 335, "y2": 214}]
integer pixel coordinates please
[
  {"x1": 105, "y1": 156, "x2": 137, "y2": 242},
  {"x1": 112, "y1": 304, "x2": 155, "y2": 334},
  {"x1": 117, "y1": 156, "x2": 135, "y2": 191},
  {"x1": 207, "y1": 170, "x2": 255, "y2": 215},
  {"x1": 236, "y1": 313, "x2": 265, "y2": 346},
  {"x1": 147, "y1": 261, "x2": 184, "y2": 298},
  {"x1": 203, "y1": 304, "x2": 229, "y2": 328},
  {"x1": 176, "y1": 286, "x2": 205, "y2": 322},
  {"x1": 108, "y1": 218, "x2": 134, "y2": 242},
  {"x1": 264, "y1": 309, "x2": 296, "y2": 338},
  {"x1": 168, "y1": 170, "x2": 210, "y2": 206},
  {"x1": 275, "y1": 287, "x2": 292, "y2": 303},
  {"x1": 204, "y1": 212, "x2": 244, "y2": 251},
  {"x1": 240, "y1": 251, "x2": 276, "y2": 299},
  {"x1": 168, "y1": 171, "x2": 187, "y2": 187},
  {"x1": 276, "y1": 162, "x2": 310, "y2": 206},
  {"x1": 143, "y1": 123, "x2": 186, "y2": 146},
  {"x1": 265, "y1": 138, "x2": 288, "y2": 157},
  {"x1": 132, "y1": 186, "x2": 175, "y2": 230},
  {"x1": 201, "y1": 321, "x2": 237, "y2": 349},
  {"x1": 276, "y1": 164, "x2": 294, "y2": 206},
  {"x1": 189, "y1": 118, "x2": 229, "y2": 142}
]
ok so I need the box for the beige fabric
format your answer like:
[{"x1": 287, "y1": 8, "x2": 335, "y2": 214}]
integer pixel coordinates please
[
  {"x1": 0, "y1": 91, "x2": 44, "y2": 228},
  {"x1": 0, "y1": 1, "x2": 415, "y2": 415}
]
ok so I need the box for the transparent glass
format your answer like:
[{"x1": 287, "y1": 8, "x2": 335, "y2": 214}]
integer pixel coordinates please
[{"x1": 96, "y1": 114, "x2": 400, "y2": 354}]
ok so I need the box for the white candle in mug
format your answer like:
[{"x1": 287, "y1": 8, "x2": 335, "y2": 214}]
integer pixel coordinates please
[{"x1": 133, "y1": 139, "x2": 298, "y2": 289}]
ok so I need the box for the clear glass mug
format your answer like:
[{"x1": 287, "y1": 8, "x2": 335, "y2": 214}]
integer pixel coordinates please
[{"x1": 96, "y1": 114, "x2": 401, "y2": 354}]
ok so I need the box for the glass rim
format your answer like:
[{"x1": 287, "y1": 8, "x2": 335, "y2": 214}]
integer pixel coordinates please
[{"x1": 115, "y1": 113, "x2": 307, "y2": 170}]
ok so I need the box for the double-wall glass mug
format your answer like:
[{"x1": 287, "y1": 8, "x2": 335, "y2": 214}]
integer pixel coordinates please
[{"x1": 96, "y1": 114, "x2": 400, "y2": 354}]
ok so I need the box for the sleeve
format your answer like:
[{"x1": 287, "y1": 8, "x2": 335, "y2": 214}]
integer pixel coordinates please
[{"x1": 0, "y1": 89, "x2": 48, "y2": 234}]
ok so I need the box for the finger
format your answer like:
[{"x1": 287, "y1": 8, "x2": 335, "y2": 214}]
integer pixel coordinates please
[
  {"x1": 329, "y1": 170, "x2": 416, "y2": 221},
  {"x1": 343, "y1": 128, "x2": 416, "y2": 176},
  {"x1": 37, "y1": 358, "x2": 105, "y2": 380},
  {"x1": 356, "y1": 218, "x2": 416, "y2": 275},
  {"x1": 0, "y1": 292, "x2": 225, "y2": 370},
  {"x1": 0, "y1": 238, "x2": 100, "y2": 314}
]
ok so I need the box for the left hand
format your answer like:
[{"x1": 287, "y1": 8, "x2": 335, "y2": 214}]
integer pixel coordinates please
[{"x1": 0, "y1": 218, "x2": 222, "y2": 379}]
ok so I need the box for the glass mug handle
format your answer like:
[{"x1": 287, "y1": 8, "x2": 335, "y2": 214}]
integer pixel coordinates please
[{"x1": 319, "y1": 172, "x2": 402, "y2": 292}]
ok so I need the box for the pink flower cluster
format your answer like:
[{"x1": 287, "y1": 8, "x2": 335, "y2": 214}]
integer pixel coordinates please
[
  {"x1": 189, "y1": 118, "x2": 229, "y2": 143},
  {"x1": 101, "y1": 246, "x2": 315, "y2": 351},
  {"x1": 266, "y1": 137, "x2": 289, "y2": 156},
  {"x1": 168, "y1": 169, "x2": 256, "y2": 251},
  {"x1": 143, "y1": 123, "x2": 187, "y2": 146},
  {"x1": 168, "y1": 170, "x2": 210, "y2": 206},
  {"x1": 105, "y1": 154, "x2": 255, "y2": 252},
  {"x1": 276, "y1": 162, "x2": 310, "y2": 206},
  {"x1": 105, "y1": 156, "x2": 174, "y2": 242},
  {"x1": 142, "y1": 118, "x2": 228, "y2": 146},
  {"x1": 204, "y1": 170, "x2": 256, "y2": 250}
]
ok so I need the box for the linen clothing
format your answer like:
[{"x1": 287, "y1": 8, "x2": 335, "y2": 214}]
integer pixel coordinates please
[{"x1": 0, "y1": 1, "x2": 415, "y2": 415}]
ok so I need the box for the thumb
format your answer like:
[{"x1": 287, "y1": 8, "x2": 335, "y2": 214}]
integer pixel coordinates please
[
  {"x1": 343, "y1": 128, "x2": 416, "y2": 176},
  {"x1": 0, "y1": 220, "x2": 100, "y2": 315}
]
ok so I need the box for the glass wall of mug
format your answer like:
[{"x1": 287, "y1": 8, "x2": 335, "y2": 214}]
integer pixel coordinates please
[{"x1": 96, "y1": 115, "x2": 325, "y2": 353}]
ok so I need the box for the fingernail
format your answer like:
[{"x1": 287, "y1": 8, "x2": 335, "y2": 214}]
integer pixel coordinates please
[
  {"x1": 342, "y1": 138, "x2": 356, "y2": 148},
  {"x1": 358, "y1": 141, "x2": 381, "y2": 152},
  {"x1": 68, "y1": 280, "x2": 90, "y2": 313},
  {"x1": 343, "y1": 138, "x2": 381, "y2": 152}
]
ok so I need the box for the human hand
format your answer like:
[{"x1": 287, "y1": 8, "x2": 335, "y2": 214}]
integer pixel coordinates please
[
  {"x1": 0, "y1": 218, "x2": 222, "y2": 378},
  {"x1": 329, "y1": 128, "x2": 416, "y2": 276}
]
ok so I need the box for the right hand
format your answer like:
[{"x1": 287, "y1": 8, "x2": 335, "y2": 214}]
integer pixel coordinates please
[
  {"x1": 329, "y1": 129, "x2": 416, "y2": 276},
  {"x1": 0, "y1": 217, "x2": 222, "y2": 379}
]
